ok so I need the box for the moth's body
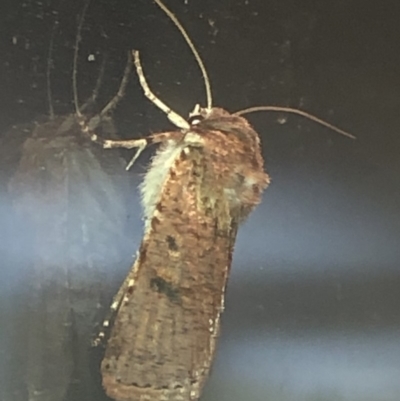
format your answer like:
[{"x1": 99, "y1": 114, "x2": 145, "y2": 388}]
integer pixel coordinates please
[{"x1": 101, "y1": 107, "x2": 269, "y2": 401}]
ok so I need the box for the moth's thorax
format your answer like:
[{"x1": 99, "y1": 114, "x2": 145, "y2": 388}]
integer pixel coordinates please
[{"x1": 140, "y1": 107, "x2": 269, "y2": 227}]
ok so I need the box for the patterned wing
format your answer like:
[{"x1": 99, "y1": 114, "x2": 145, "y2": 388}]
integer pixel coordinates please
[{"x1": 102, "y1": 144, "x2": 238, "y2": 401}]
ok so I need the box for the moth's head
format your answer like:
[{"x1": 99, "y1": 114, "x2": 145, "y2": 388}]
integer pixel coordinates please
[
  {"x1": 188, "y1": 104, "x2": 209, "y2": 126},
  {"x1": 187, "y1": 104, "x2": 232, "y2": 127}
]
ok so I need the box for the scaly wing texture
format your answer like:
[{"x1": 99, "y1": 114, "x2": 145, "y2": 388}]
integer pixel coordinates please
[{"x1": 102, "y1": 145, "x2": 238, "y2": 401}]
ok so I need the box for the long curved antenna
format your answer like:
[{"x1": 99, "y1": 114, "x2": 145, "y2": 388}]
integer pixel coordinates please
[
  {"x1": 46, "y1": 16, "x2": 58, "y2": 120},
  {"x1": 235, "y1": 106, "x2": 356, "y2": 139},
  {"x1": 73, "y1": 0, "x2": 90, "y2": 117},
  {"x1": 80, "y1": 52, "x2": 108, "y2": 112},
  {"x1": 99, "y1": 51, "x2": 132, "y2": 117},
  {"x1": 133, "y1": 50, "x2": 189, "y2": 129},
  {"x1": 154, "y1": 0, "x2": 212, "y2": 109},
  {"x1": 84, "y1": 52, "x2": 132, "y2": 132}
]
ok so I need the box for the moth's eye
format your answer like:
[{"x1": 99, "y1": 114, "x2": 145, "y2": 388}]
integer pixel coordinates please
[{"x1": 188, "y1": 114, "x2": 204, "y2": 126}]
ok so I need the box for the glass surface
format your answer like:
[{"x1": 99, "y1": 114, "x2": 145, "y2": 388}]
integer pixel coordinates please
[{"x1": 1, "y1": 1, "x2": 399, "y2": 400}]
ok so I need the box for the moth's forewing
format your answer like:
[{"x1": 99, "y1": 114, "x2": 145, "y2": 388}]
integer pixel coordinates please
[{"x1": 102, "y1": 109, "x2": 269, "y2": 401}]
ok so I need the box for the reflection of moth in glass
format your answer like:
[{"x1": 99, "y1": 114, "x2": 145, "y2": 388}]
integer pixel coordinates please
[
  {"x1": 0, "y1": 2, "x2": 133, "y2": 399},
  {"x1": 5, "y1": 112, "x2": 131, "y2": 401},
  {"x1": 83, "y1": 1, "x2": 354, "y2": 400}
]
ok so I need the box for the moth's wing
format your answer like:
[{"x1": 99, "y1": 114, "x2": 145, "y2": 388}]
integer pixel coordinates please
[{"x1": 102, "y1": 146, "x2": 238, "y2": 401}]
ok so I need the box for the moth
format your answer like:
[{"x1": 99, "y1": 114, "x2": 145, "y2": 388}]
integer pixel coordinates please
[
  {"x1": 88, "y1": 64, "x2": 270, "y2": 401},
  {"x1": 79, "y1": 1, "x2": 354, "y2": 400}
]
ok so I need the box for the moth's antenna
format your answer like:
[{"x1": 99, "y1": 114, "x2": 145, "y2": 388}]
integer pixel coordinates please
[
  {"x1": 46, "y1": 12, "x2": 58, "y2": 120},
  {"x1": 80, "y1": 52, "x2": 107, "y2": 112},
  {"x1": 153, "y1": 0, "x2": 212, "y2": 110},
  {"x1": 133, "y1": 50, "x2": 190, "y2": 129},
  {"x1": 235, "y1": 106, "x2": 356, "y2": 139},
  {"x1": 73, "y1": 0, "x2": 90, "y2": 117},
  {"x1": 83, "y1": 51, "x2": 133, "y2": 133},
  {"x1": 99, "y1": 51, "x2": 132, "y2": 117}
]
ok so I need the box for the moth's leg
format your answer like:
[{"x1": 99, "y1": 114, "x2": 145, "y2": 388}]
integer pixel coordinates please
[
  {"x1": 132, "y1": 50, "x2": 190, "y2": 130},
  {"x1": 78, "y1": 115, "x2": 184, "y2": 169},
  {"x1": 103, "y1": 137, "x2": 148, "y2": 171}
]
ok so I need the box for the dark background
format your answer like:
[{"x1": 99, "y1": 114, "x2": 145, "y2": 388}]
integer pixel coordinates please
[{"x1": 1, "y1": 0, "x2": 400, "y2": 400}]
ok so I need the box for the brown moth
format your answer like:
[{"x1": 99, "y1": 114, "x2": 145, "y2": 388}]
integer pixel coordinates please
[
  {"x1": 104, "y1": 106, "x2": 269, "y2": 401},
  {"x1": 85, "y1": 55, "x2": 270, "y2": 401},
  {"x1": 79, "y1": 1, "x2": 354, "y2": 400}
]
